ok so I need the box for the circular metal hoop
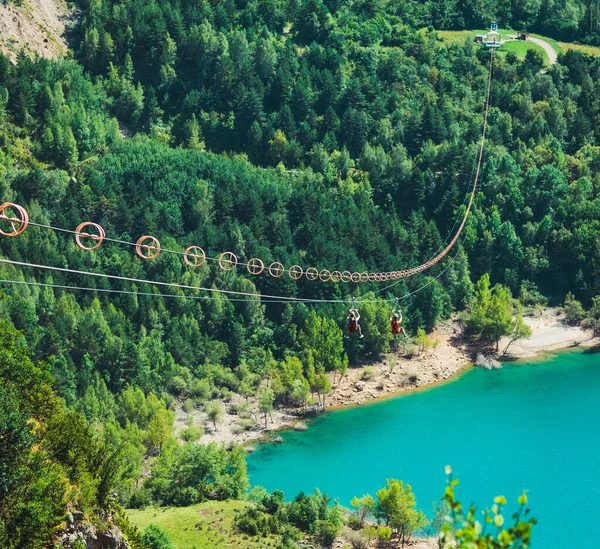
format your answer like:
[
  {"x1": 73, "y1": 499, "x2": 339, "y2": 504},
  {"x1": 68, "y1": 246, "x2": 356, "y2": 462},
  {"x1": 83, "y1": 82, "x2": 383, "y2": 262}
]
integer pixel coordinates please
[
  {"x1": 305, "y1": 267, "x2": 319, "y2": 281},
  {"x1": 136, "y1": 235, "x2": 161, "y2": 259},
  {"x1": 351, "y1": 272, "x2": 361, "y2": 283},
  {"x1": 247, "y1": 258, "x2": 265, "y2": 275},
  {"x1": 269, "y1": 262, "x2": 285, "y2": 277},
  {"x1": 0, "y1": 202, "x2": 29, "y2": 237},
  {"x1": 341, "y1": 271, "x2": 352, "y2": 283},
  {"x1": 375, "y1": 273, "x2": 383, "y2": 282},
  {"x1": 288, "y1": 265, "x2": 303, "y2": 280},
  {"x1": 218, "y1": 251, "x2": 238, "y2": 271},
  {"x1": 184, "y1": 246, "x2": 206, "y2": 267},
  {"x1": 75, "y1": 222, "x2": 105, "y2": 250},
  {"x1": 360, "y1": 272, "x2": 369, "y2": 283},
  {"x1": 368, "y1": 273, "x2": 377, "y2": 282},
  {"x1": 331, "y1": 270, "x2": 342, "y2": 283},
  {"x1": 319, "y1": 269, "x2": 331, "y2": 282}
]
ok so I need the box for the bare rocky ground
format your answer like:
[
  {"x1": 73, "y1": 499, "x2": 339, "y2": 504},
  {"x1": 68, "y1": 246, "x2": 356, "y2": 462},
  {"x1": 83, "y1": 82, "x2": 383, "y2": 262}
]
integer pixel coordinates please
[
  {"x1": 499, "y1": 307, "x2": 599, "y2": 357},
  {"x1": 0, "y1": 0, "x2": 70, "y2": 63}
]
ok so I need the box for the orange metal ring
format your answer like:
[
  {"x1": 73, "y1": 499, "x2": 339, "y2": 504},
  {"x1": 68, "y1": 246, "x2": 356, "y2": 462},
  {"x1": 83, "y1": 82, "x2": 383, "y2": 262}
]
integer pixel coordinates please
[
  {"x1": 331, "y1": 271, "x2": 342, "y2": 282},
  {"x1": 75, "y1": 222, "x2": 105, "y2": 250},
  {"x1": 341, "y1": 271, "x2": 352, "y2": 283},
  {"x1": 218, "y1": 251, "x2": 238, "y2": 271},
  {"x1": 269, "y1": 262, "x2": 285, "y2": 277},
  {"x1": 247, "y1": 258, "x2": 265, "y2": 275},
  {"x1": 305, "y1": 267, "x2": 319, "y2": 281},
  {"x1": 136, "y1": 235, "x2": 161, "y2": 259},
  {"x1": 319, "y1": 269, "x2": 331, "y2": 282},
  {"x1": 288, "y1": 265, "x2": 303, "y2": 280},
  {"x1": 184, "y1": 246, "x2": 206, "y2": 267},
  {"x1": 0, "y1": 202, "x2": 29, "y2": 237}
]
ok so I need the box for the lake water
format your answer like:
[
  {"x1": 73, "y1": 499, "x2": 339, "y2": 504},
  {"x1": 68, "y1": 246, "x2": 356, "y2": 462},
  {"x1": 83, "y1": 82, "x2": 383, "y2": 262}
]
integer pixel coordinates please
[{"x1": 247, "y1": 349, "x2": 600, "y2": 548}]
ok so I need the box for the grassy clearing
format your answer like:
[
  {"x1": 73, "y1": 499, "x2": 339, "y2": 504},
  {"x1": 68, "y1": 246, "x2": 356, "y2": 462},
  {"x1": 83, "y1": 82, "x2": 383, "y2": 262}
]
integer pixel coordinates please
[
  {"x1": 501, "y1": 40, "x2": 547, "y2": 62},
  {"x1": 436, "y1": 29, "x2": 600, "y2": 59},
  {"x1": 437, "y1": 29, "x2": 550, "y2": 64},
  {"x1": 127, "y1": 501, "x2": 281, "y2": 549},
  {"x1": 558, "y1": 41, "x2": 600, "y2": 57}
]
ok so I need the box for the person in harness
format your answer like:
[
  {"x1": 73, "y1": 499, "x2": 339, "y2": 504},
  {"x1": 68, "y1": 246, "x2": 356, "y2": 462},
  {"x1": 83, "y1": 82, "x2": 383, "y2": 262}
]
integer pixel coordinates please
[
  {"x1": 345, "y1": 308, "x2": 364, "y2": 339},
  {"x1": 390, "y1": 309, "x2": 407, "y2": 339}
]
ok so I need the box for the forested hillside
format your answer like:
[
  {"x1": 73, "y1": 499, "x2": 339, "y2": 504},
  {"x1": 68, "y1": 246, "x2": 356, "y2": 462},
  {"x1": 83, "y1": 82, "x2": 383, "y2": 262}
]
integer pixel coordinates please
[{"x1": 0, "y1": 1, "x2": 598, "y2": 547}]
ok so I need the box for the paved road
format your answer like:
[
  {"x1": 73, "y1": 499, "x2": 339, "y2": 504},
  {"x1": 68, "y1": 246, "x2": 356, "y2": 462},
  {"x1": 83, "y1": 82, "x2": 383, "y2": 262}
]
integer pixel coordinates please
[{"x1": 527, "y1": 36, "x2": 558, "y2": 65}]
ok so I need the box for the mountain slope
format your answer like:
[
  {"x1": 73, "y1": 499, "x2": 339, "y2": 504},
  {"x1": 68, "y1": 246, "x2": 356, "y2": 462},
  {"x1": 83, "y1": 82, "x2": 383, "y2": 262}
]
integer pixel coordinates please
[{"x1": 0, "y1": 0, "x2": 69, "y2": 63}]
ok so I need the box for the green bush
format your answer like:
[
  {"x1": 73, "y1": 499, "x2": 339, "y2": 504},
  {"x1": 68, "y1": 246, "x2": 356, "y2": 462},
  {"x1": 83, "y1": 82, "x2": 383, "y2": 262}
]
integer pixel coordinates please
[
  {"x1": 128, "y1": 488, "x2": 152, "y2": 509},
  {"x1": 142, "y1": 524, "x2": 175, "y2": 549},
  {"x1": 361, "y1": 367, "x2": 374, "y2": 381}
]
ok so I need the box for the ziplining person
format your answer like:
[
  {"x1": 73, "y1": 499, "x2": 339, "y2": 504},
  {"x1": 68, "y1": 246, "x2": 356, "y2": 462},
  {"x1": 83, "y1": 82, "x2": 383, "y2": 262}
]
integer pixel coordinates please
[
  {"x1": 390, "y1": 308, "x2": 407, "y2": 340},
  {"x1": 390, "y1": 297, "x2": 407, "y2": 340},
  {"x1": 345, "y1": 298, "x2": 364, "y2": 339}
]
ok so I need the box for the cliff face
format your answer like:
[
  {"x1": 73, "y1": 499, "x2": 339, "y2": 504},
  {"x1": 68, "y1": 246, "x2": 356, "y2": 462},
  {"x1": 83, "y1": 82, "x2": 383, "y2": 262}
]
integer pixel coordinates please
[
  {"x1": 56, "y1": 510, "x2": 132, "y2": 549},
  {"x1": 0, "y1": 0, "x2": 70, "y2": 63}
]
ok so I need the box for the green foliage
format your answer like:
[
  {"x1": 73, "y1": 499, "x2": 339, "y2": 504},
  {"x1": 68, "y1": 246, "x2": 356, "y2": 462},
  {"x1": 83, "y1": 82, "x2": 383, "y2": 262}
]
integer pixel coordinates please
[
  {"x1": 142, "y1": 524, "x2": 175, "y2": 549},
  {"x1": 375, "y1": 479, "x2": 427, "y2": 546},
  {"x1": 146, "y1": 442, "x2": 248, "y2": 505},
  {"x1": 350, "y1": 494, "x2": 375, "y2": 528},
  {"x1": 502, "y1": 316, "x2": 533, "y2": 356},
  {"x1": 441, "y1": 468, "x2": 536, "y2": 548},
  {"x1": 206, "y1": 401, "x2": 224, "y2": 432},
  {"x1": 258, "y1": 387, "x2": 275, "y2": 428},
  {"x1": 564, "y1": 292, "x2": 586, "y2": 325},
  {"x1": 467, "y1": 275, "x2": 516, "y2": 351}
]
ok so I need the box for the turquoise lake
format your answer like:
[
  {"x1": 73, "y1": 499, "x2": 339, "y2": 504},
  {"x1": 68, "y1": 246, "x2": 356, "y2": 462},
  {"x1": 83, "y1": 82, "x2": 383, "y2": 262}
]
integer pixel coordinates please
[{"x1": 247, "y1": 349, "x2": 600, "y2": 548}]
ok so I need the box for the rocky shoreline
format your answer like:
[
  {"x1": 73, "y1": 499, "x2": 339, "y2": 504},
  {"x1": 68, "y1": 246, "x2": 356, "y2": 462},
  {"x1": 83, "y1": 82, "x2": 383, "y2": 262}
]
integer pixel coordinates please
[{"x1": 181, "y1": 309, "x2": 598, "y2": 449}]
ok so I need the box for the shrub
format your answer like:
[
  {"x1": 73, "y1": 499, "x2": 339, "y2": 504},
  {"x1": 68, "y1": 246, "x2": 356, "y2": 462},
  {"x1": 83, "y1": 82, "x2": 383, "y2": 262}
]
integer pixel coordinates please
[
  {"x1": 172, "y1": 486, "x2": 199, "y2": 506},
  {"x1": 142, "y1": 524, "x2": 175, "y2": 549},
  {"x1": 168, "y1": 376, "x2": 187, "y2": 396},
  {"x1": 361, "y1": 367, "x2": 374, "y2": 381},
  {"x1": 190, "y1": 378, "x2": 211, "y2": 401},
  {"x1": 181, "y1": 425, "x2": 204, "y2": 442},
  {"x1": 316, "y1": 519, "x2": 341, "y2": 548},
  {"x1": 128, "y1": 488, "x2": 152, "y2": 509},
  {"x1": 183, "y1": 399, "x2": 194, "y2": 413}
]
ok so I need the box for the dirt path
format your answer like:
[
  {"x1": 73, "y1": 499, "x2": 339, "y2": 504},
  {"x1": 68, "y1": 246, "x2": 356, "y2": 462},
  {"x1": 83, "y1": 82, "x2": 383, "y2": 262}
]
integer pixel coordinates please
[{"x1": 528, "y1": 36, "x2": 558, "y2": 65}]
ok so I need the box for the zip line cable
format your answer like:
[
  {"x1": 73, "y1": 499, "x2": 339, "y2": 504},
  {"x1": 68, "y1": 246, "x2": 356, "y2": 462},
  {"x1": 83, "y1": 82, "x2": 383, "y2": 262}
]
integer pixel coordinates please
[
  {"x1": 0, "y1": 51, "x2": 495, "y2": 301},
  {"x1": 0, "y1": 226, "x2": 469, "y2": 306},
  {"x1": 0, "y1": 257, "x2": 344, "y2": 304},
  {"x1": 372, "y1": 47, "x2": 495, "y2": 296}
]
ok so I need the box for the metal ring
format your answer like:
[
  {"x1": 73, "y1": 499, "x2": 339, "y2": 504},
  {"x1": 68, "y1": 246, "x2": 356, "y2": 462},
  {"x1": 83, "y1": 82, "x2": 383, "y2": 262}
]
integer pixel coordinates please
[
  {"x1": 305, "y1": 267, "x2": 319, "y2": 281},
  {"x1": 247, "y1": 258, "x2": 265, "y2": 275},
  {"x1": 269, "y1": 262, "x2": 284, "y2": 277},
  {"x1": 136, "y1": 235, "x2": 161, "y2": 259},
  {"x1": 368, "y1": 273, "x2": 377, "y2": 282},
  {"x1": 218, "y1": 251, "x2": 238, "y2": 271},
  {"x1": 375, "y1": 273, "x2": 383, "y2": 282},
  {"x1": 288, "y1": 265, "x2": 303, "y2": 280},
  {"x1": 360, "y1": 272, "x2": 369, "y2": 283},
  {"x1": 0, "y1": 203, "x2": 29, "y2": 237},
  {"x1": 319, "y1": 269, "x2": 331, "y2": 282},
  {"x1": 75, "y1": 222, "x2": 105, "y2": 250},
  {"x1": 351, "y1": 272, "x2": 361, "y2": 283},
  {"x1": 184, "y1": 246, "x2": 206, "y2": 267},
  {"x1": 331, "y1": 271, "x2": 342, "y2": 283},
  {"x1": 341, "y1": 271, "x2": 352, "y2": 283}
]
